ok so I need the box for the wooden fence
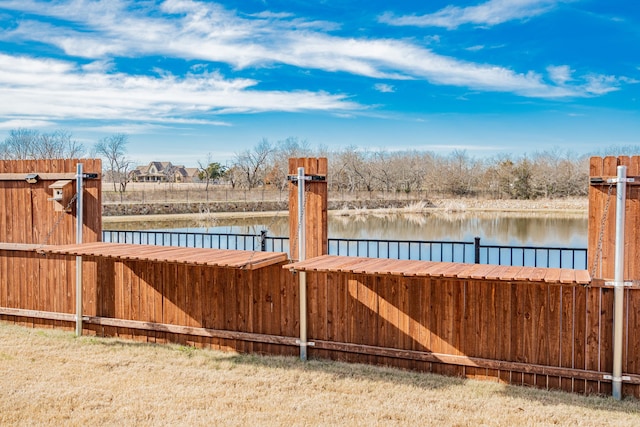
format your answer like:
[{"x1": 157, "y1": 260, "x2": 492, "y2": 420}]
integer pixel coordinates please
[
  {"x1": 289, "y1": 256, "x2": 640, "y2": 397},
  {"x1": 1, "y1": 156, "x2": 640, "y2": 398},
  {"x1": 0, "y1": 159, "x2": 102, "y2": 245},
  {"x1": 588, "y1": 156, "x2": 640, "y2": 281},
  {"x1": 2, "y1": 245, "x2": 639, "y2": 397}
]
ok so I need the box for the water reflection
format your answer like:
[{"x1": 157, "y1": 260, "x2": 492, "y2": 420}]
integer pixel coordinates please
[
  {"x1": 105, "y1": 211, "x2": 588, "y2": 247},
  {"x1": 330, "y1": 213, "x2": 587, "y2": 246}
]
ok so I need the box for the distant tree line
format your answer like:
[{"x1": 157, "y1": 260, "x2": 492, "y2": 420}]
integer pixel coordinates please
[
  {"x1": 0, "y1": 129, "x2": 133, "y2": 197},
  {"x1": 230, "y1": 138, "x2": 598, "y2": 199},
  {"x1": 0, "y1": 128, "x2": 85, "y2": 159},
  {"x1": 3, "y1": 128, "x2": 639, "y2": 199}
]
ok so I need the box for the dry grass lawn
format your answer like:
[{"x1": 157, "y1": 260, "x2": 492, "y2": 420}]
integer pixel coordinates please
[{"x1": 1, "y1": 322, "x2": 638, "y2": 426}]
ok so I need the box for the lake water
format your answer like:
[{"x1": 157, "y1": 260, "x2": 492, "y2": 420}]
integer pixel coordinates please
[
  {"x1": 104, "y1": 211, "x2": 588, "y2": 247},
  {"x1": 103, "y1": 211, "x2": 589, "y2": 268}
]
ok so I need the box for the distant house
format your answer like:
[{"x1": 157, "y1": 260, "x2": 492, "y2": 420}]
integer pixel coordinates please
[
  {"x1": 173, "y1": 167, "x2": 200, "y2": 183},
  {"x1": 129, "y1": 161, "x2": 200, "y2": 183}
]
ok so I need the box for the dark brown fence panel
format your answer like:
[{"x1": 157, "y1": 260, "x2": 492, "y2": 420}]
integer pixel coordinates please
[
  {"x1": 294, "y1": 268, "x2": 639, "y2": 397},
  {"x1": 2, "y1": 246, "x2": 640, "y2": 398},
  {"x1": 0, "y1": 159, "x2": 102, "y2": 245},
  {"x1": 77, "y1": 255, "x2": 299, "y2": 357}
]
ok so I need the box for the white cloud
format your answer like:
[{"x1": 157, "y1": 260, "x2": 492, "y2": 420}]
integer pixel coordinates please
[
  {"x1": 81, "y1": 60, "x2": 115, "y2": 73},
  {"x1": 0, "y1": 119, "x2": 55, "y2": 129},
  {"x1": 374, "y1": 83, "x2": 395, "y2": 93},
  {"x1": 582, "y1": 74, "x2": 624, "y2": 95},
  {"x1": 547, "y1": 65, "x2": 573, "y2": 85},
  {"x1": 0, "y1": 0, "x2": 627, "y2": 106},
  {"x1": 379, "y1": 0, "x2": 567, "y2": 29},
  {"x1": 0, "y1": 53, "x2": 362, "y2": 125}
]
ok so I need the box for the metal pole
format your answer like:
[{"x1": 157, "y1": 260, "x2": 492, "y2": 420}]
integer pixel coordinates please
[
  {"x1": 297, "y1": 167, "x2": 308, "y2": 361},
  {"x1": 260, "y1": 230, "x2": 267, "y2": 252},
  {"x1": 612, "y1": 165, "x2": 627, "y2": 400},
  {"x1": 75, "y1": 163, "x2": 83, "y2": 337}
]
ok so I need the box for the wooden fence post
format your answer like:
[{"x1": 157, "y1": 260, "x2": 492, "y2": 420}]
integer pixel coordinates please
[
  {"x1": 588, "y1": 155, "x2": 640, "y2": 281},
  {"x1": 288, "y1": 158, "x2": 328, "y2": 261}
]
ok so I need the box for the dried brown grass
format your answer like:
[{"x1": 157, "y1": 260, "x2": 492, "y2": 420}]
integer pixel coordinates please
[{"x1": 1, "y1": 322, "x2": 638, "y2": 426}]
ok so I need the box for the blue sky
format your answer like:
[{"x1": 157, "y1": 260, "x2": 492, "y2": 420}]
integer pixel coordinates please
[{"x1": 0, "y1": 0, "x2": 638, "y2": 166}]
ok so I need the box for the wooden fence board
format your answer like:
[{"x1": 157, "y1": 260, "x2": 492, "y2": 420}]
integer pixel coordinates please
[
  {"x1": 463, "y1": 281, "x2": 478, "y2": 377},
  {"x1": 626, "y1": 289, "x2": 640, "y2": 375}
]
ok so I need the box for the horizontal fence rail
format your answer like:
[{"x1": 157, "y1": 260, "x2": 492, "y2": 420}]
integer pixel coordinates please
[{"x1": 102, "y1": 230, "x2": 588, "y2": 270}]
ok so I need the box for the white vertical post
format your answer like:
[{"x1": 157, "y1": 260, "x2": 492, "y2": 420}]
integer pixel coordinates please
[
  {"x1": 297, "y1": 166, "x2": 308, "y2": 361},
  {"x1": 612, "y1": 165, "x2": 627, "y2": 400},
  {"x1": 75, "y1": 163, "x2": 83, "y2": 337}
]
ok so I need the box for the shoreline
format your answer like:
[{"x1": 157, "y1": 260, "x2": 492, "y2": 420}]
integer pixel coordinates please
[{"x1": 103, "y1": 198, "x2": 588, "y2": 224}]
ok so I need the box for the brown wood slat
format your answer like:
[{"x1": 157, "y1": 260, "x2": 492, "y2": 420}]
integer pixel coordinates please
[
  {"x1": 574, "y1": 270, "x2": 591, "y2": 285},
  {"x1": 469, "y1": 264, "x2": 502, "y2": 280},
  {"x1": 406, "y1": 261, "x2": 449, "y2": 277},
  {"x1": 514, "y1": 266, "x2": 538, "y2": 282},
  {"x1": 437, "y1": 262, "x2": 473, "y2": 279},
  {"x1": 483, "y1": 265, "x2": 510, "y2": 280},
  {"x1": 351, "y1": 258, "x2": 400, "y2": 275},
  {"x1": 384, "y1": 260, "x2": 424, "y2": 276},
  {"x1": 287, "y1": 256, "x2": 590, "y2": 285},
  {"x1": 115, "y1": 246, "x2": 179, "y2": 261},
  {"x1": 43, "y1": 243, "x2": 287, "y2": 270},
  {"x1": 286, "y1": 255, "x2": 341, "y2": 272},
  {"x1": 0, "y1": 243, "x2": 44, "y2": 251},
  {"x1": 308, "y1": 255, "x2": 363, "y2": 272},
  {"x1": 526, "y1": 267, "x2": 549, "y2": 282},
  {"x1": 543, "y1": 268, "x2": 562, "y2": 283},
  {"x1": 497, "y1": 266, "x2": 524, "y2": 281},
  {"x1": 339, "y1": 257, "x2": 394, "y2": 274},
  {"x1": 173, "y1": 249, "x2": 245, "y2": 265},
  {"x1": 91, "y1": 245, "x2": 171, "y2": 261},
  {"x1": 450, "y1": 264, "x2": 481, "y2": 279},
  {"x1": 398, "y1": 260, "x2": 442, "y2": 276},
  {"x1": 350, "y1": 258, "x2": 403, "y2": 274},
  {"x1": 419, "y1": 262, "x2": 460, "y2": 278},
  {"x1": 0, "y1": 172, "x2": 78, "y2": 181},
  {"x1": 455, "y1": 263, "x2": 491, "y2": 279},
  {"x1": 328, "y1": 256, "x2": 375, "y2": 273},
  {"x1": 559, "y1": 269, "x2": 577, "y2": 284}
]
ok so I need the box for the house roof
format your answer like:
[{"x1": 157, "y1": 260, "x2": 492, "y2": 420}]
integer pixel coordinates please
[{"x1": 131, "y1": 162, "x2": 199, "y2": 179}]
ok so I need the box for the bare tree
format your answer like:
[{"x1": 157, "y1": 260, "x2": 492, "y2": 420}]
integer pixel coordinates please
[
  {"x1": 225, "y1": 165, "x2": 243, "y2": 189},
  {"x1": 267, "y1": 137, "x2": 313, "y2": 193},
  {"x1": 334, "y1": 146, "x2": 377, "y2": 194},
  {"x1": 387, "y1": 150, "x2": 432, "y2": 195},
  {"x1": 442, "y1": 150, "x2": 481, "y2": 196},
  {"x1": 33, "y1": 130, "x2": 85, "y2": 159},
  {"x1": 234, "y1": 138, "x2": 274, "y2": 189},
  {"x1": 0, "y1": 128, "x2": 84, "y2": 159},
  {"x1": 1, "y1": 128, "x2": 38, "y2": 159},
  {"x1": 93, "y1": 134, "x2": 133, "y2": 194},
  {"x1": 484, "y1": 154, "x2": 515, "y2": 199},
  {"x1": 218, "y1": 140, "x2": 591, "y2": 200},
  {"x1": 371, "y1": 151, "x2": 395, "y2": 193}
]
